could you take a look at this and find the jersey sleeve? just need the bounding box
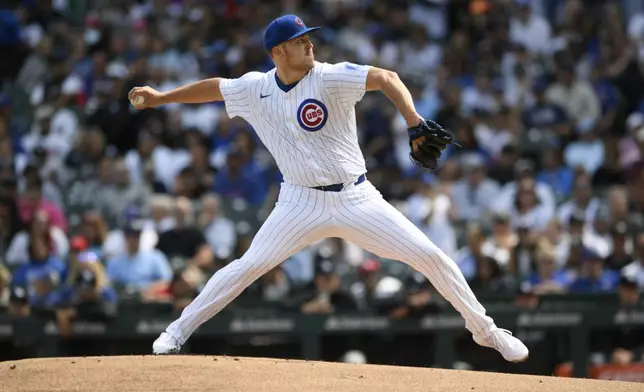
[322,62,371,105]
[219,72,262,120]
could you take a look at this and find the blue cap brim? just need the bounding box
[287,26,321,43]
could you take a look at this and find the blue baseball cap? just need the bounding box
[263,14,320,53]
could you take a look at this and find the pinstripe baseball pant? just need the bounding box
[165,180,495,344]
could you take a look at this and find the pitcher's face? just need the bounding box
[282,35,315,70]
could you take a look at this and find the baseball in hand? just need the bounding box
[132,95,145,105]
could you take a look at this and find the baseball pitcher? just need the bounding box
[129,14,529,363]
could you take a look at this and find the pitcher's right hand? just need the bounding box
[128,86,164,110]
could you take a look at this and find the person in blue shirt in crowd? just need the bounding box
[55,254,119,320]
[0,7,20,46]
[590,61,621,135]
[0,6,28,88]
[213,145,267,207]
[521,78,570,145]
[53,256,119,340]
[106,219,172,295]
[536,148,574,201]
[361,105,396,171]
[72,268,118,306]
[523,243,574,294]
[210,116,250,161]
[12,236,66,288]
[228,128,272,181]
[568,249,620,293]
[25,269,62,310]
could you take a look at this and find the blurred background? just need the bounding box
[0,0,644,381]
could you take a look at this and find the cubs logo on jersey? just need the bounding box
[297,98,328,132]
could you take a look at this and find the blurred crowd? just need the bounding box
[0,0,643,352]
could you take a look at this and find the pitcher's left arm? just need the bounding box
[366,66,456,172]
[365,67,423,128]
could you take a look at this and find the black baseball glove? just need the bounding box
[407,119,456,171]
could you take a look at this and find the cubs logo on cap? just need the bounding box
[297,99,328,132]
[294,17,304,26]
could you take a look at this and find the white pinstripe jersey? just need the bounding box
[219,61,371,187]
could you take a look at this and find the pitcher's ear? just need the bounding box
[273,44,286,57]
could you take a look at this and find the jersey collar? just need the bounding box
[274,72,300,93]
[273,65,316,93]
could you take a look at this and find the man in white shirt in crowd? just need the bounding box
[509,0,552,56]
[451,153,500,224]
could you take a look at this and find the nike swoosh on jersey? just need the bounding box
[260,93,272,99]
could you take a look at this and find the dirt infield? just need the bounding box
[0,355,641,392]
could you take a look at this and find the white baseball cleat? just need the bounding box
[152,332,181,355]
[473,328,529,363]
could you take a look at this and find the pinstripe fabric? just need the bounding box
[218,62,370,188]
[166,184,334,344]
[164,181,496,344]
[329,181,494,338]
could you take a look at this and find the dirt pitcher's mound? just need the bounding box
[0,355,641,392]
